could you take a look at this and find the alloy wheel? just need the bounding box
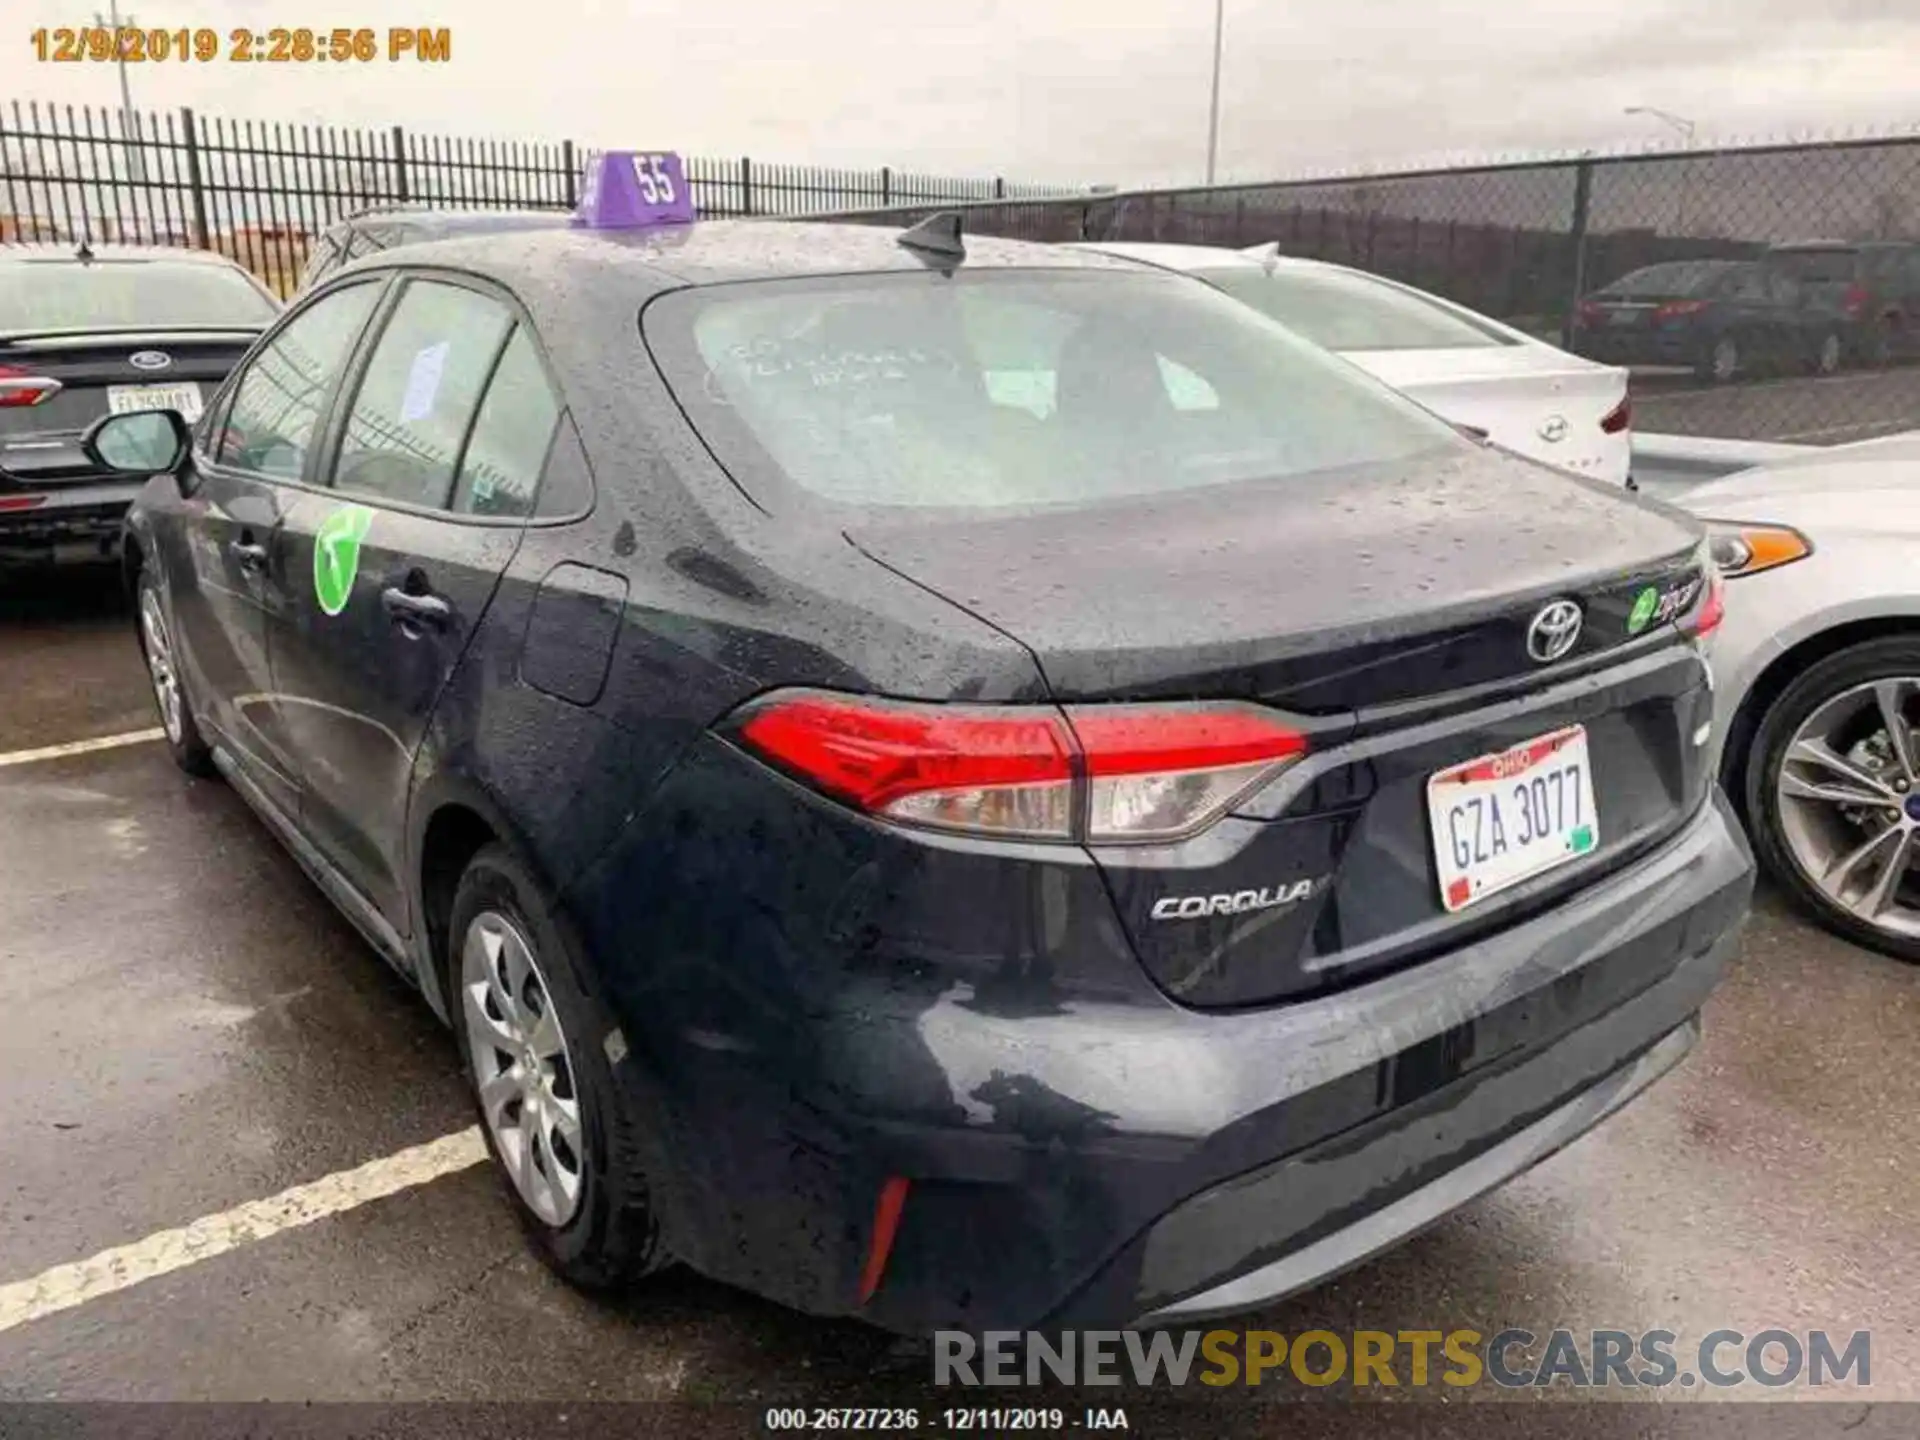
[461,910,586,1227]
[1711,338,1739,383]
[1773,677,1920,941]
[1817,333,1842,374]
[139,588,184,746]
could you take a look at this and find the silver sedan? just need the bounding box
[1671,432,1920,960]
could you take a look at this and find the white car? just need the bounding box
[1073,241,1634,486]
[1658,431,1920,962]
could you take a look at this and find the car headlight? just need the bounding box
[1703,521,1813,578]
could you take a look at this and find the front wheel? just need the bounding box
[1699,336,1740,384]
[1811,331,1842,376]
[1745,637,1920,963]
[448,843,670,1289]
[135,567,215,777]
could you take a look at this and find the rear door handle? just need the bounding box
[381,586,452,629]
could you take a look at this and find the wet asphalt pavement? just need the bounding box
[1,568,1916,1434]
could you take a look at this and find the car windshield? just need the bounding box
[1768,249,1861,285]
[1199,264,1513,351]
[645,269,1461,512]
[1598,262,1732,298]
[0,259,278,332]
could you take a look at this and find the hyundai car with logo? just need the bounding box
[95,155,1752,1334]
[1070,241,1635,486]
[0,242,280,567]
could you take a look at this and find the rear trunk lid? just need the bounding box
[0,329,257,487]
[1342,346,1629,483]
[849,447,1716,1007]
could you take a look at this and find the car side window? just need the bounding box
[328,279,514,511]
[216,280,381,479]
[451,325,562,518]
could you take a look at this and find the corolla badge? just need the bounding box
[1526,599,1584,663]
[1538,414,1570,443]
[128,350,172,371]
[1150,877,1321,921]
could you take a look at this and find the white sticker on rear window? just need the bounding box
[399,341,449,423]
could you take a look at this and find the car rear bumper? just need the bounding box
[595,786,1752,1334]
[1099,973,1704,1327]
[0,481,139,563]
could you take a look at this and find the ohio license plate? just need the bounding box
[1427,725,1599,914]
[107,381,203,421]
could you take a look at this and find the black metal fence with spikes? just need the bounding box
[0,99,1067,297]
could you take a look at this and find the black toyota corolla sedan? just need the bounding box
[93,213,1753,1334]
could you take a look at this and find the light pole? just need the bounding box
[1625,106,1698,235]
[94,0,143,191]
[1204,0,1224,185]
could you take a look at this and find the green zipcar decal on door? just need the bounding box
[314,504,375,617]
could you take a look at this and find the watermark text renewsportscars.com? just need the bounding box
[934,1328,1871,1390]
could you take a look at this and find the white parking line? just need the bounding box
[0,728,166,770]
[0,1127,486,1336]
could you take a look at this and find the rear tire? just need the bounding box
[448,843,670,1289]
[1744,636,1920,964]
[134,566,215,778]
[1699,336,1740,384]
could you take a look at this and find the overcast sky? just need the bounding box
[7,0,1920,188]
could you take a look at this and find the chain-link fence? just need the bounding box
[0,99,1068,296]
[825,138,1920,444]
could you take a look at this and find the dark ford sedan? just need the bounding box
[0,243,277,566]
[102,217,1753,1333]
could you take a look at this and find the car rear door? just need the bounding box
[160,278,387,816]
[266,273,557,928]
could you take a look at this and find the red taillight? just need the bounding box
[1599,395,1632,435]
[1686,567,1726,641]
[1574,301,1603,328]
[1068,705,1308,842]
[1841,283,1870,317]
[1653,299,1708,320]
[0,364,61,408]
[857,1176,911,1305]
[734,690,1308,843]
[735,693,1076,839]
[0,494,47,511]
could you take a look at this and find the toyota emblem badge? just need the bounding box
[1526,599,1583,663]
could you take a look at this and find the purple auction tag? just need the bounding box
[573,151,697,229]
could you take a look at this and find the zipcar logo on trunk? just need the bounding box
[1150,878,1321,921]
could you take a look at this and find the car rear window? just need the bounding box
[1768,249,1860,285]
[1598,262,1732,299]
[644,269,1458,512]
[1198,265,1513,351]
[0,259,278,331]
